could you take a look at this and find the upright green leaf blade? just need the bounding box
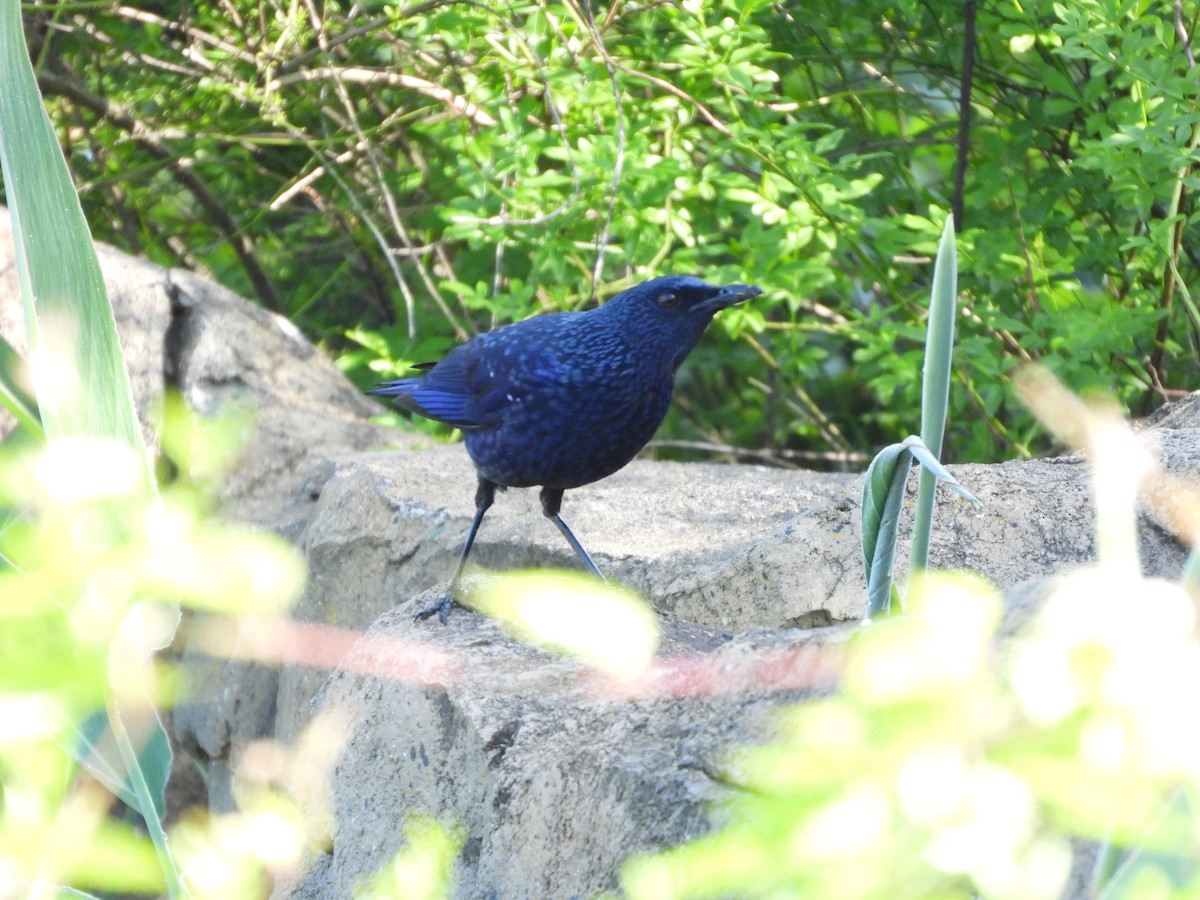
[861,440,915,619]
[73,708,173,821]
[0,331,41,436]
[0,0,146,465]
[0,4,182,894]
[910,215,958,575]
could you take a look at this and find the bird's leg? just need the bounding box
[539,487,606,581]
[415,478,496,623]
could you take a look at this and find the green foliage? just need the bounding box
[0,0,143,456]
[861,218,978,618]
[17,0,1199,464]
[860,435,981,618]
[631,374,1199,899]
[1,0,180,888]
[7,3,1200,895]
[0,11,320,892]
[0,424,309,894]
[623,570,1200,899]
[355,816,463,900]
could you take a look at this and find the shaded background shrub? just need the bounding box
[16,0,1200,465]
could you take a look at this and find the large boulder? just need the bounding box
[280,593,847,898]
[272,421,1198,898]
[0,210,400,811]
[4,213,1197,896]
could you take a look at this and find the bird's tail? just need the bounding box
[366,378,421,400]
[366,376,430,417]
[367,373,480,430]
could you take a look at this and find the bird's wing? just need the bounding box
[368,328,564,430]
[368,348,483,429]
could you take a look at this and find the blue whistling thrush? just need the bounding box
[369,274,762,622]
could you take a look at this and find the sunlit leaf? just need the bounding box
[468,570,659,676]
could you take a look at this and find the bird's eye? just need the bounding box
[657,292,680,308]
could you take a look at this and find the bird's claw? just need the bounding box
[413,592,455,624]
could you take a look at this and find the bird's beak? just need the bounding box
[695,283,763,315]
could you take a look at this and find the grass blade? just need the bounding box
[72,709,173,820]
[910,215,958,575]
[861,440,915,618]
[0,2,183,894]
[0,331,41,437]
[0,0,147,460]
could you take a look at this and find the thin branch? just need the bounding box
[614,64,732,136]
[1176,0,1196,68]
[300,0,468,340]
[646,439,868,469]
[36,70,283,313]
[572,0,626,294]
[269,66,498,127]
[270,147,359,211]
[952,0,977,230]
[111,4,260,66]
[275,0,465,75]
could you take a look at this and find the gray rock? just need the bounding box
[280,587,851,899]
[270,421,1198,896]
[0,213,171,450]
[0,210,400,810]
[159,268,401,807]
[7,211,1199,896]
[163,266,394,536]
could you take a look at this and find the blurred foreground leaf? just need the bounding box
[0,0,145,463]
[624,568,1200,898]
[356,816,463,900]
[861,435,981,618]
[469,570,660,676]
[75,707,172,821]
[2,2,176,890]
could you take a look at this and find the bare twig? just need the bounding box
[646,439,868,468]
[111,4,259,66]
[270,147,359,211]
[270,66,498,127]
[952,0,977,230]
[1176,0,1196,68]
[614,64,732,136]
[571,0,626,294]
[298,0,469,340]
[36,70,283,313]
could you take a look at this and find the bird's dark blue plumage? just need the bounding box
[369,274,761,621]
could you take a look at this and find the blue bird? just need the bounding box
[369,274,762,622]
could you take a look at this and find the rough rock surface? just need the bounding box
[0,210,401,811]
[0,212,172,449]
[273,424,1198,898]
[4,213,1198,897]
[272,430,1197,748]
[280,589,849,899]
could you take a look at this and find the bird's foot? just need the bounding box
[413,592,456,624]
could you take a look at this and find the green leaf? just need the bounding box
[0,3,184,894]
[0,2,148,466]
[861,439,914,620]
[862,435,982,619]
[72,708,173,821]
[0,331,41,438]
[911,214,958,576]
